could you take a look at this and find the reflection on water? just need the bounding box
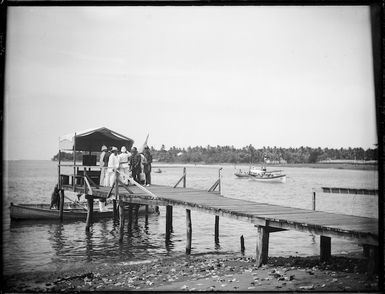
[47,223,64,256]
[3,161,378,275]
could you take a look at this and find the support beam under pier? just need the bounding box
[320,236,331,262]
[256,224,270,267]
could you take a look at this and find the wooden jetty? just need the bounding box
[56,127,378,272]
[60,167,379,271]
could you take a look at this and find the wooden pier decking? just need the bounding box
[56,128,378,271]
[61,174,379,268]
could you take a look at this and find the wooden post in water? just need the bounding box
[85,196,94,231]
[214,215,219,244]
[58,149,61,189]
[73,133,77,191]
[134,204,140,225]
[128,204,133,229]
[59,189,65,221]
[112,199,117,218]
[218,168,222,195]
[145,205,149,226]
[183,167,186,188]
[114,170,119,200]
[215,168,222,244]
[186,209,192,254]
[166,205,173,238]
[320,236,331,261]
[119,201,125,242]
[312,191,316,211]
[256,224,269,266]
[240,235,245,253]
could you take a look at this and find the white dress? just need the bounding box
[118,152,131,184]
[107,154,120,187]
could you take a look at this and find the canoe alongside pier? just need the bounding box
[10,202,153,221]
[10,203,113,221]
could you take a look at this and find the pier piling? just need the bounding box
[312,192,316,210]
[145,205,149,226]
[112,199,117,218]
[166,205,173,237]
[127,204,133,229]
[119,201,125,242]
[214,215,219,244]
[183,167,186,188]
[320,236,331,261]
[134,204,139,225]
[186,209,192,254]
[240,235,245,253]
[114,171,119,199]
[85,196,94,231]
[59,189,65,221]
[256,224,269,267]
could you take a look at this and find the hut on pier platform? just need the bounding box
[58,127,134,188]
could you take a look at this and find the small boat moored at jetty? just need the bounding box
[10,202,111,221]
[10,202,153,221]
[234,166,286,183]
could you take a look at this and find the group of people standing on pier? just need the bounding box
[99,145,152,187]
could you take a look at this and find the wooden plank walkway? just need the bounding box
[117,185,377,243]
[62,182,378,267]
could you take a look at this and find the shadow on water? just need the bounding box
[47,223,65,255]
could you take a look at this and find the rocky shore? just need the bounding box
[3,253,379,292]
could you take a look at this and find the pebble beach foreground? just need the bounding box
[3,252,379,292]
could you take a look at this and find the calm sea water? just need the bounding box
[3,160,378,275]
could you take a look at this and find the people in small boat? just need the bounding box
[118,146,131,185]
[143,146,153,186]
[107,146,120,187]
[129,147,142,183]
[50,184,60,210]
[99,145,108,186]
[102,147,111,186]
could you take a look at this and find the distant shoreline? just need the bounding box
[268,162,378,171]
[152,162,378,171]
[6,160,378,171]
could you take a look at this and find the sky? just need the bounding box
[4,6,377,160]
